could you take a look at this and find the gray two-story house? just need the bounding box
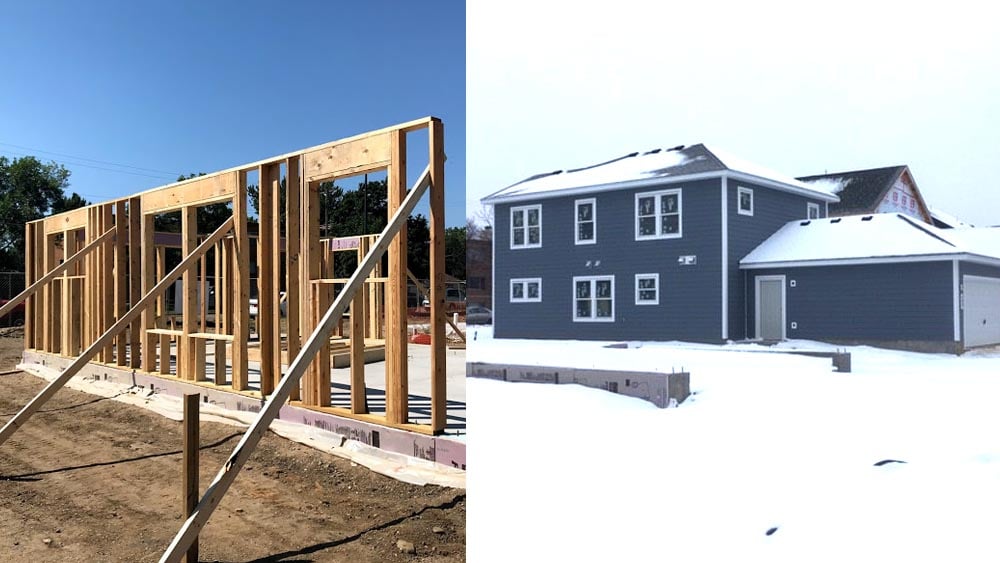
[482,144,839,342]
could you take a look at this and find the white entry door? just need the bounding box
[963,275,1000,348]
[756,275,786,340]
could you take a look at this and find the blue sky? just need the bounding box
[0,1,465,226]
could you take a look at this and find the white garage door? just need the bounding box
[963,276,1000,348]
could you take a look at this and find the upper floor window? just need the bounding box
[510,277,542,302]
[807,202,820,219]
[510,204,542,249]
[635,189,682,240]
[573,275,614,322]
[738,187,754,216]
[575,198,596,245]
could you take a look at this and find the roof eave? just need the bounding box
[482,169,840,205]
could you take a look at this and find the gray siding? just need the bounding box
[747,262,954,342]
[493,178,723,341]
[727,181,828,340]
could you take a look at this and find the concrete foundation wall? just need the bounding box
[467,362,690,408]
[21,350,466,470]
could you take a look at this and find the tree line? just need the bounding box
[0,157,465,281]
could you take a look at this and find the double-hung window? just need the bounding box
[573,275,614,322]
[635,273,659,305]
[510,278,542,302]
[635,189,682,240]
[510,204,542,249]
[575,198,596,245]
[738,187,754,216]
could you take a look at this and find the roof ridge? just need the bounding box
[797,164,907,181]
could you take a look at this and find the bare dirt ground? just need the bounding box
[0,334,465,562]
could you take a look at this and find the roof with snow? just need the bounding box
[930,207,973,229]
[741,213,1000,268]
[482,144,840,204]
[797,165,908,216]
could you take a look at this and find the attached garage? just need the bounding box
[741,213,1000,353]
[962,275,1000,348]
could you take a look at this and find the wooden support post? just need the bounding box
[156,246,171,375]
[158,168,431,563]
[316,281,331,407]
[258,163,280,395]
[350,287,366,414]
[232,171,250,391]
[182,206,198,381]
[33,223,44,348]
[102,204,114,362]
[199,252,207,333]
[115,201,128,366]
[182,392,199,563]
[285,156,301,401]
[42,232,56,353]
[428,118,447,433]
[60,230,72,354]
[24,223,34,349]
[213,241,226,385]
[142,214,157,374]
[385,130,408,424]
[301,180,320,404]
[129,198,142,369]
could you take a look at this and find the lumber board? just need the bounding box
[303,132,391,182]
[285,155,301,401]
[142,172,238,214]
[43,206,88,234]
[129,197,142,368]
[182,393,200,563]
[142,215,157,373]
[258,163,277,396]
[428,119,447,432]
[385,130,408,425]
[182,206,198,381]
[158,167,430,563]
[115,201,128,366]
[231,172,250,391]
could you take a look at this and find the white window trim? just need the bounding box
[807,202,820,219]
[737,186,754,216]
[510,204,542,249]
[510,277,542,303]
[635,273,659,305]
[634,188,682,241]
[573,275,615,322]
[574,198,597,245]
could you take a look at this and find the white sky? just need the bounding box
[467,1,1000,226]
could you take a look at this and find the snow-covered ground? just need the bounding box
[467,327,1000,561]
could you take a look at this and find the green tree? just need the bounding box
[52,192,89,214]
[0,156,73,270]
[445,226,466,279]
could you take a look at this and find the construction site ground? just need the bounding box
[0,332,466,562]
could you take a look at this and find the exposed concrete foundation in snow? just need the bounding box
[466,361,690,408]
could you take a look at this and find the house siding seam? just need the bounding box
[493,178,723,341]
[747,262,954,342]
[727,180,828,340]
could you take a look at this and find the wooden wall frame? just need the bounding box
[8,117,447,440]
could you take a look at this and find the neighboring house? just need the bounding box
[741,214,1000,353]
[797,165,934,224]
[466,236,493,308]
[481,144,838,342]
[930,207,973,229]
